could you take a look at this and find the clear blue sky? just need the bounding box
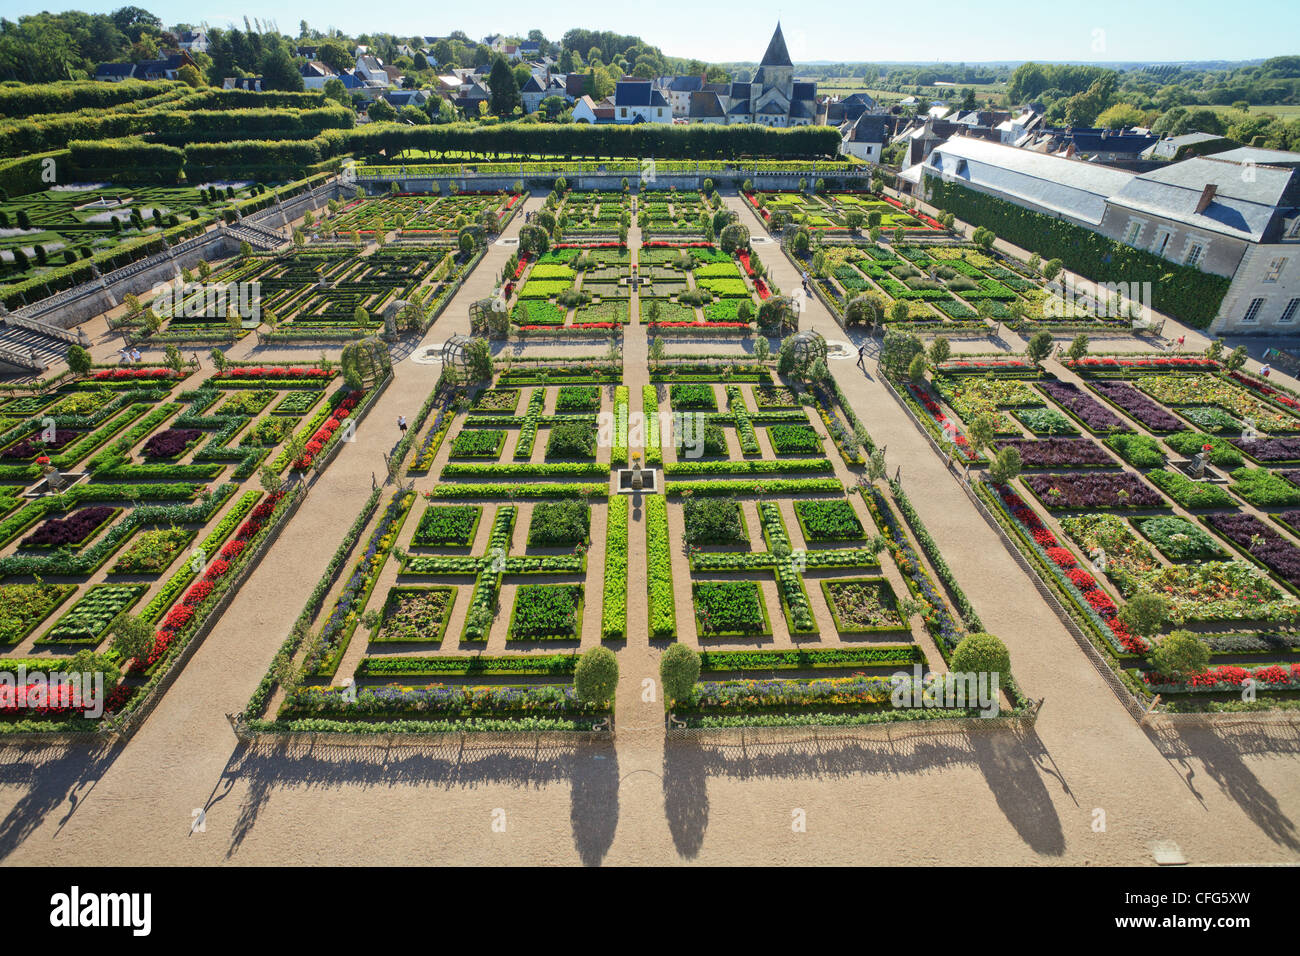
[12,0,1300,63]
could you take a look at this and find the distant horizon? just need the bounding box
[7,0,1299,64]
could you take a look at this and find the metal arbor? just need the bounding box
[790,329,828,367]
[440,334,476,375]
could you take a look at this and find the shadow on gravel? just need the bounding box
[662,726,1066,858]
[1145,721,1300,852]
[0,742,123,862]
[215,736,620,865]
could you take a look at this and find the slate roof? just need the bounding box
[95,62,136,79]
[609,82,667,108]
[300,61,334,78]
[792,82,815,101]
[1210,146,1300,168]
[521,74,546,93]
[728,99,752,115]
[847,113,889,143]
[924,137,1135,225]
[1111,155,1300,241]
[760,23,792,67]
[1067,131,1158,156]
[668,75,705,93]
[688,91,726,118]
[729,81,751,101]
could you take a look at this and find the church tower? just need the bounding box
[751,22,795,124]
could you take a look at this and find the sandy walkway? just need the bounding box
[0,192,1295,867]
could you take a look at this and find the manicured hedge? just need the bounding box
[927,179,1230,328]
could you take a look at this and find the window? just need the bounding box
[1243,297,1266,323]
[1281,298,1300,324]
[1123,220,1143,245]
[1152,231,1171,257]
[1185,243,1204,268]
[1265,258,1288,282]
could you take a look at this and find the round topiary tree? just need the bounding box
[844,294,883,329]
[1148,630,1210,680]
[951,632,1011,681]
[574,645,619,704]
[66,344,92,375]
[660,643,701,706]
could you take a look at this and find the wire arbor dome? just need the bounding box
[789,329,828,367]
[440,334,477,374]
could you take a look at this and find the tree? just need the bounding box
[1066,332,1089,362]
[660,643,700,705]
[109,612,155,664]
[1042,258,1064,282]
[1206,339,1225,363]
[988,446,1022,483]
[649,334,665,367]
[1096,102,1146,129]
[719,223,749,254]
[316,40,351,73]
[1225,346,1248,371]
[369,97,397,122]
[927,336,951,367]
[574,645,618,704]
[908,352,928,383]
[968,414,996,458]
[951,632,1011,681]
[66,344,92,375]
[1148,630,1210,680]
[971,226,995,251]
[1026,331,1054,366]
[1118,592,1169,641]
[177,63,202,87]
[753,336,770,363]
[488,56,521,117]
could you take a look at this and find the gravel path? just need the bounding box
[0,193,1295,867]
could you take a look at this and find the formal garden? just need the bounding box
[884,337,1300,713]
[0,339,393,733]
[241,349,1031,736]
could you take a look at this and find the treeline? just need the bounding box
[68,138,185,183]
[333,122,842,161]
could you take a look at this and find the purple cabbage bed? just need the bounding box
[22,506,116,548]
[1089,381,1183,431]
[1206,511,1300,587]
[1282,471,1300,489]
[141,428,202,460]
[1231,437,1300,462]
[1039,381,1128,432]
[1023,472,1164,509]
[997,437,1114,468]
[0,429,84,460]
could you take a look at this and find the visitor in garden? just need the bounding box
[398,415,408,435]
[1261,363,1271,378]
[130,348,142,363]
[1175,334,1185,352]
[857,344,867,371]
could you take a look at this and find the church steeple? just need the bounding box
[760,22,793,68]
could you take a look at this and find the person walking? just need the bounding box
[1175,334,1185,352]
[856,344,867,372]
[1261,363,1272,378]
[130,348,141,363]
[397,415,408,436]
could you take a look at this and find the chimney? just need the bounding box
[1196,183,1217,214]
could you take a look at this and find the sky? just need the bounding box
[6,0,1299,64]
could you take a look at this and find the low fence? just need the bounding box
[664,707,1038,747]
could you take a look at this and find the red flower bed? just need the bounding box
[649,321,750,329]
[293,392,360,469]
[553,242,624,249]
[1069,356,1219,372]
[512,254,529,281]
[1231,370,1300,412]
[215,366,333,379]
[91,368,176,381]
[996,485,1148,654]
[138,490,287,671]
[907,383,977,461]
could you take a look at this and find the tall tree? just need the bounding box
[488,56,521,117]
